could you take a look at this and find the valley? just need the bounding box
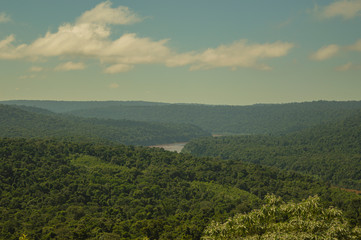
[2,1,361,238]
[1,100,361,239]
[149,142,187,152]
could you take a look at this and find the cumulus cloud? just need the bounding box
[77,1,141,25]
[0,22,170,70]
[167,40,294,70]
[0,1,294,73]
[25,23,110,57]
[316,0,361,19]
[0,12,11,23]
[55,62,86,71]
[310,44,340,61]
[0,35,26,59]
[100,33,171,65]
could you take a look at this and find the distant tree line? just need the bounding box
[4,100,361,135]
[0,104,210,146]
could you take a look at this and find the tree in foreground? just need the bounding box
[202,194,361,240]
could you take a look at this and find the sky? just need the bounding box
[0,0,361,106]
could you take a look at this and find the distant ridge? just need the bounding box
[0,104,210,145]
[1,100,169,113]
[3,100,361,135]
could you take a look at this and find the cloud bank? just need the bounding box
[0,1,294,73]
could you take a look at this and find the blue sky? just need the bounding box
[0,0,361,105]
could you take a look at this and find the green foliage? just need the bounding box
[183,110,361,190]
[202,194,361,239]
[0,104,210,146]
[1,138,360,239]
[19,234,30,240]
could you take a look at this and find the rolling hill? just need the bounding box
[183,110,361,189]
[0,104,210,146]
[3,100,361,135]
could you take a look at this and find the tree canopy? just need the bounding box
[183,110,361,190]
[2,138,361,239]
[202,194,361,240]
[0,104,210,146]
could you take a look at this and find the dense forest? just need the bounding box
[0,104,210,146]
[3,100,361,135]
[1,138,361,239]
[183,110,361,190]
[2,100,361,239]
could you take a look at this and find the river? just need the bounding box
[149,142,187,153]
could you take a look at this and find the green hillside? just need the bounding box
[183,110,361,190]
[1,138,361,239]
[1,100,167,113]
[0,104,210,146]
[3,100,361,135]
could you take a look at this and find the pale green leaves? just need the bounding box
[202,194,361,240]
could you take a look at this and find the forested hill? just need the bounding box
[0,104,210,146]
[1,138,361,239]
[3,100,361,135]
[1,100,167,113]
[183,110,361,190]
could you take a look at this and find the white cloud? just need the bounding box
[25,23,110,57]
[310,44,340,61]
[0,35,26,59]
[316,0,361,19]
[101,33,170,64]
[55,62,86,71]
[77,1,141,25]
[0,12,11,23]
[335,62,361,71]
[0,22,171,71]
[29,66,43,72]
[109,83,119,88]
[310,38,361,62]
[0,1,294,73]
[104,63,134,73]
[167,40,294,70]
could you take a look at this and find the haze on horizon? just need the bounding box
[1,0,361,105]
